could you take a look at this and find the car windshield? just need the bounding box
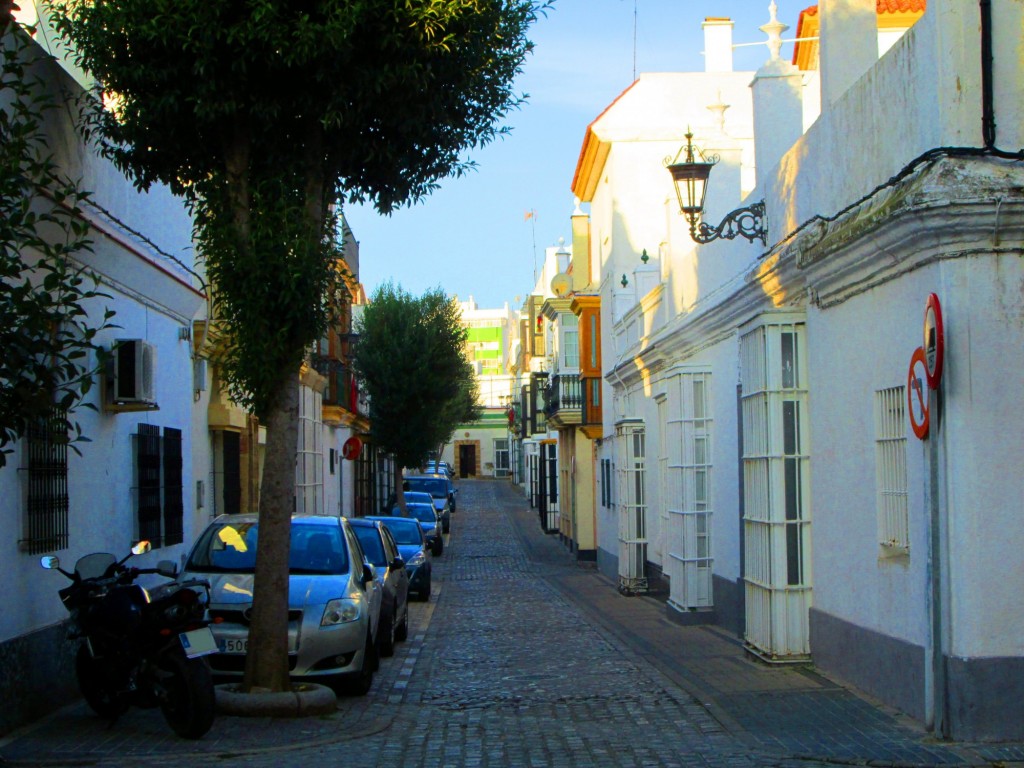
[352,525,387,567]
[186,521,350,575]
[376,519,424,546]
[406,505,436,524]
[403,492,432,505]
[405,478,447,497]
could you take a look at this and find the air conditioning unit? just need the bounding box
[106,339,157,406]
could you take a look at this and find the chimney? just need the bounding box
[703,17,734,73]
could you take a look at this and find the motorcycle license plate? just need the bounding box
[179,627,219,659]
[219,637,248,654]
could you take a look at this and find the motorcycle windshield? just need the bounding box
[75,552,117,580]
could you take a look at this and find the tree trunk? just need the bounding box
[241,373,299,692]
[394,470,408,517]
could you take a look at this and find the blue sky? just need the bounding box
[344,0,800,309]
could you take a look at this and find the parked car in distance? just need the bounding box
[404,486,449,533]
[182,514,381,695]
[390,502,443,556]
[404,473,457,521]
[349,518,409,657]
[425,460,454,479]
[367,516,432,602]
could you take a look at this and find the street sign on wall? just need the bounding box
[907,346,930,440]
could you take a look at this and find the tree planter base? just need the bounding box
[215,683,337,717]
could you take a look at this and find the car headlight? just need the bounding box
[407,551,427,567]
[321,597,362,626]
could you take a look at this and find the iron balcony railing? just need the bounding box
[544,373,583,420]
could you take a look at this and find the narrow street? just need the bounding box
[2,480,1022,768]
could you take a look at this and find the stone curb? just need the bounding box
[214,683,337,717]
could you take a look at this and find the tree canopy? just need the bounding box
[45,0,545,693]
[353,283,479,474]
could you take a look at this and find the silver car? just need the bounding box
[182,514,382,695]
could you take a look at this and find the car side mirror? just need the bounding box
[362,563,375,585]
[156,560,178,578]
[392,557,405,570]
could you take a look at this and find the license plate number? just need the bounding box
[179,627,219,658]
[219,637,248,654]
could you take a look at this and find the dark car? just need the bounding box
[367,516,432,602]
[390,502,443,556]
[349,518,410,657]
[404,474,456,525]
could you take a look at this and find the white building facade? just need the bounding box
[571,1,1024,741]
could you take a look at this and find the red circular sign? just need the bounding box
[907,347,930,440]
[923,293,944,390]
[342,436,362,461]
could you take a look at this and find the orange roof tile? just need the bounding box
[798,0,926,17]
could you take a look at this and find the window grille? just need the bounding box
[296,385,324,515]
[616,421,647,593]
[21,407,69,554]
[133,424,184,547]
[665,371,714,610]
[875,386,909,552]
[740,321,811,660]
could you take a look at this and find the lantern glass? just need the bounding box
[665,132,716,222]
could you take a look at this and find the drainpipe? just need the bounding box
[979,0,995,148]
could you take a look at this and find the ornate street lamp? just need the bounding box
[665,131,767,245]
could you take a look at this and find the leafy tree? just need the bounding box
[0,13,115,469]
[352,283,475,511]
[46,0,545,693]
[431,364,484,464]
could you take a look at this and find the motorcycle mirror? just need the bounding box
[132,541,152,556]
[40,556,60,570]
[156,560,178,578]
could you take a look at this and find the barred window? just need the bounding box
[875,386,909,553]
[134,424,184,547]
[21,407,69,554]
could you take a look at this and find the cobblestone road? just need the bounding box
[3,479,1022,768]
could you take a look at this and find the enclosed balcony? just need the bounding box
[311,355,367,426]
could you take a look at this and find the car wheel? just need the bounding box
[395,603,409,642]
[338,630,375,696]
[417,578,431,602]
[432,538,443,557]
[443,521,450,533]
[378,602,396,658]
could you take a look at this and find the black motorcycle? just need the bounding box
[41,541,217,739]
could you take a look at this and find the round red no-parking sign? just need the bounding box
[342,436,362,461]
[907,347,930,440]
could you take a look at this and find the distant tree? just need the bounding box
[431,366,484,464]
[352,284,472,511]
[47,0,545,693]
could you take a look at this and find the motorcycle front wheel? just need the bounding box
[156,652,215,739]
[76,645,129,719]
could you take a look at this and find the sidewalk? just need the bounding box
[498,479,1024,768]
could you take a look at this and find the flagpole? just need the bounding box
[525,209,538,287]
[531,211,537,287]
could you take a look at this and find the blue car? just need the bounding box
[390,502,443,556]
[366,516,433,602]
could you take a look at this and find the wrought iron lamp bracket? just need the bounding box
[689,201,767,245]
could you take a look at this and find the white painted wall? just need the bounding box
[1,44,206,646]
